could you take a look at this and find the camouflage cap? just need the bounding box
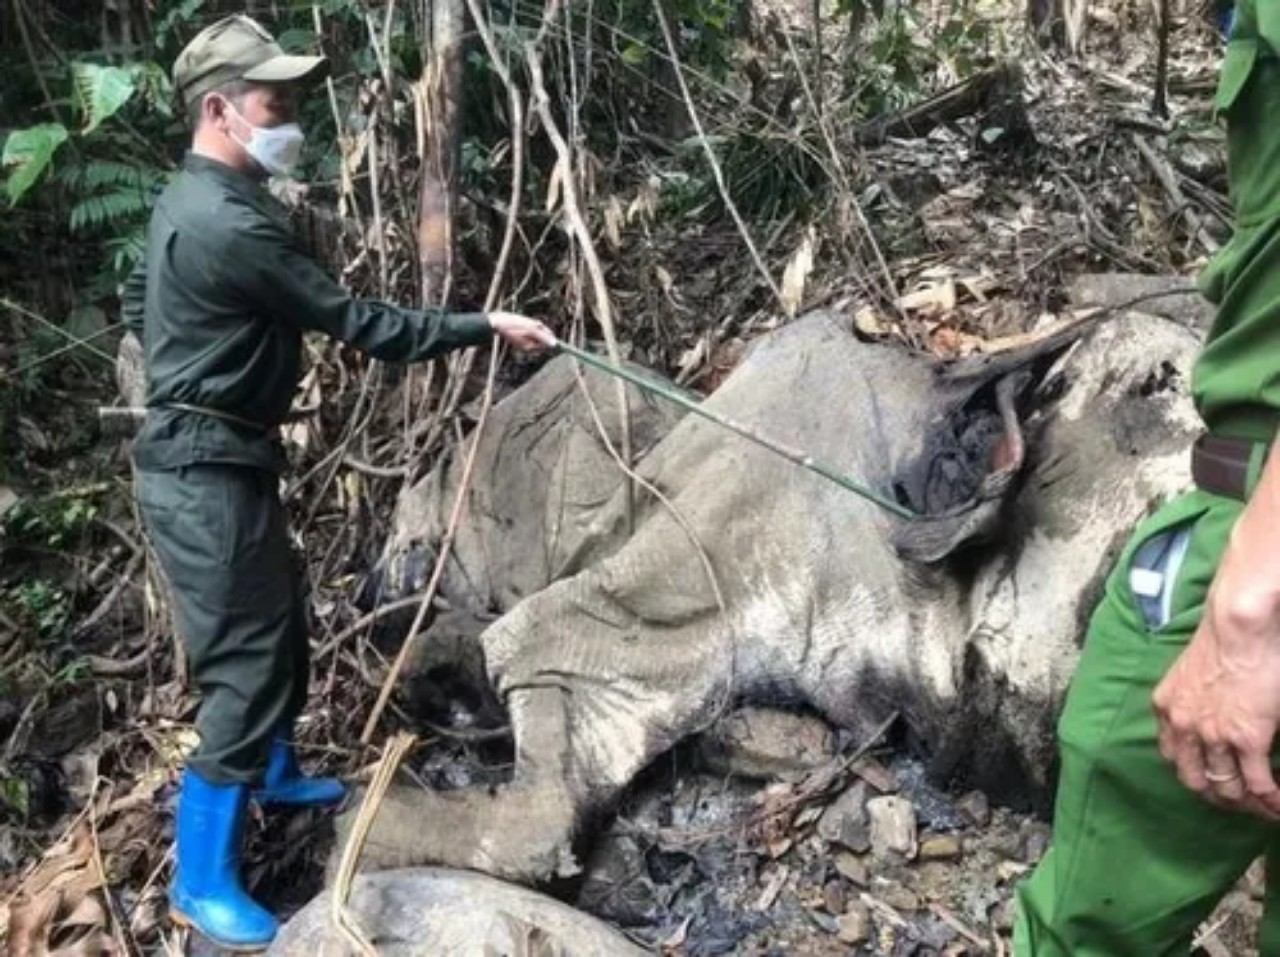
[173,15,328,110]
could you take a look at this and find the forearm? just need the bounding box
[1211,441,1280,632]
[326,300,493,362]
[226,226,495,362]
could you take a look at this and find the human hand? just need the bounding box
[1153,571,1280,819]
[488,311,557,352]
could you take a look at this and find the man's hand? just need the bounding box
[488,311,556,352]
[1153,590,1280,818]
[1153,453,1280,819]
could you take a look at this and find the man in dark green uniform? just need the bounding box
[121,14,552,951]
[1015,2,1280,952]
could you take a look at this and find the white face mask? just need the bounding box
[225,102,305,178]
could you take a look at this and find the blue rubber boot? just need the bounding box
[253,736,347,808]
[170,770,278,952]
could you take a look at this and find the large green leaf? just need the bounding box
[2,124,70,205]
[73,62,137,135]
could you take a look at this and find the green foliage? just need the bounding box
[5,493,100,549]
[72,63,138,135]
[707,128,829,220]
[0,775,30,821]
[7,579,71,639]
[844,3,1002,117]
[2,124,70,205]
[154,0,209,52]
[59,160,167,233]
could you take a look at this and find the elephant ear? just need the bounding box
[889,373,1028,564]
[888,321,1090,564]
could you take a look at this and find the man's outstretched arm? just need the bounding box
[220,215,552,359]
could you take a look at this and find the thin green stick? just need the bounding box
[554,340,917,520]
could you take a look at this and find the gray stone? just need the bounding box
[868,795,918,860]
[993,896,1017,932]
[1021,821,1051,864]
[838,903,872,944]
[919,835,963,862]
[956,790,990,827]
[834,851,870,887]
[877,880,920,913]
[698,707,837,780]
[823,880,848,915]
[817,780,871,853]
[577,834,660,925]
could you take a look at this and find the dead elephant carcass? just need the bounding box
[341,309,1202,884]
[269,868,647,956]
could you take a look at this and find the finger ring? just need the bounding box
[1205,769,1241,784]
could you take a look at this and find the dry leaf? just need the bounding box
[853,306,889,339]
[2,824,111,957]
[50,933,118,957]
[780,228,816,318]
[754,865,790,911]
[545,159,565,215]
[603,196,625,251]
[660,916,692,951]
[898,279,957,314]
[674,337,709,386]
[654,265,680,307]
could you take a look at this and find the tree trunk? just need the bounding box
[419,0,466,306]
[1027,0,1087,52]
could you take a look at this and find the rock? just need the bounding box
[993,896,1017,932]
[851,757,898,793]
[808,910,840,935]
[1068,272,1215,332]
[990,828,1024,861]
[1171,141,1225,183]
[997,860,1029,884]
[956,790,990,828]
[867,795,918,859]
[817,781,871,853]
[838,903,872,944]
[919,835,963,862]
[1021,821,1051,864]
[877,880,920,913]
[25,690,101,760]
[697,707,836,780]
[578,834,660,924]
[823,880,847,915]
[834,851,870,887]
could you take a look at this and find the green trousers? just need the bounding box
[137,465,308,785]
[1014,486,1280,954]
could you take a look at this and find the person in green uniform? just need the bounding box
[1014,2,1280,953]
[120,14,553,951]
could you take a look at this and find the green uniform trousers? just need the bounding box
[1014,481,1280,954]
[137,465,308,785]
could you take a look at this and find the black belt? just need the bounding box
[1190,434,1261,501]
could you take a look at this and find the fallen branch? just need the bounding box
[855,64,1022,146]
[521,27,635,530]
[359,0,529,743]
[72,552,144,644]
[330,732,416,955]
[650,0,783,306]
[1132,133,1219,255]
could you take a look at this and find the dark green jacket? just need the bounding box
[122,153,492,473]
